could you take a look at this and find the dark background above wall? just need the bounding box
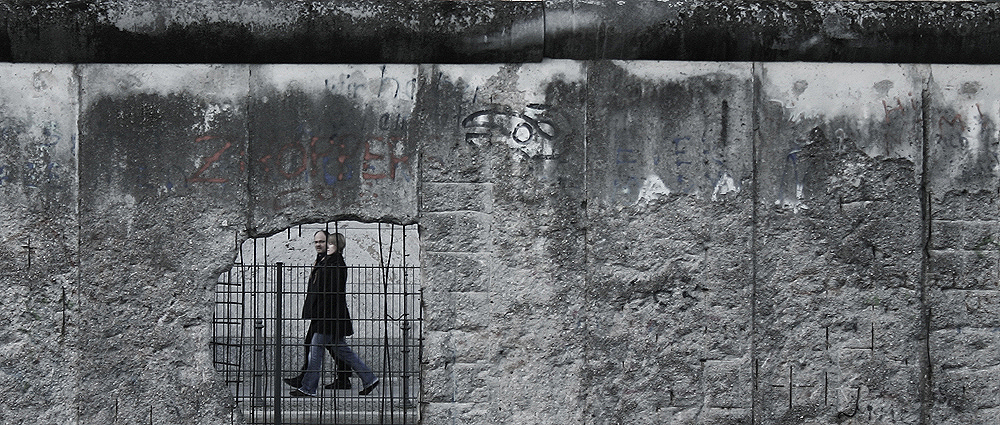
[4,0,1000,64]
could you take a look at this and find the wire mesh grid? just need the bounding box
[213,224,422,425]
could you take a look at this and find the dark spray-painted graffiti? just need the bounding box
[109,129,412,204]
[462,104,560,159]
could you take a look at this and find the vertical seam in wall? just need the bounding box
[72,62,82,425]
[540,0,547,59]
[245,65,254,233]
[749,61,760,425]
[581,60,589,424]
[919,69,933,425]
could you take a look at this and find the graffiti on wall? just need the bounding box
[324,68,418,101]
[104,124,412,208]
[0,120,72,190]
[462,103,560,159]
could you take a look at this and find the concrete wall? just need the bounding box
[1,61,998,424]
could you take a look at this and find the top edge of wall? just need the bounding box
[3,0,1000,64]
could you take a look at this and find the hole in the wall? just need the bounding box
[212,221,421,424]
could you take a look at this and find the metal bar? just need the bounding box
[252,319,265,408]
[401,224,412,414]
[273,262,283,425]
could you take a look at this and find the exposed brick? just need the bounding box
[420,211,492,253]
[704,359,751,408]
[929,250,1000,291]
[422,252,492,292]
[421,182,494,213]
[934,366,1000,410]
[930,290,1000,330]
[449,330,497,362]
[931,328,1000,370]
[453,363,493,403]
[423,291,456,332]
[423,364,456,402]
[931,220,1000,251]
[453,291,492,331]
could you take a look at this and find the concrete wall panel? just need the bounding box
[584,61,755,424]
[926,65,1000,424]
[416,60,588,423]
[0,64,78,424]
[755,62,925,423]
[77,64,248,424]
[8,60,1000,424]
[248,65,418,233]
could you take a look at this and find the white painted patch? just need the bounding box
[634,174,670,204]
[711,172,739,201]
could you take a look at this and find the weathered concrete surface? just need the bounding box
[755,63,927,423]
[248,65,419,234]
[9,1,1000,63]
[926,65,1000,425]
[77,64,249,424]
[0,64,78,424]
[4,0,543,64]
[416,61,590,423]
[545,1,1000,63]
[7,60,1000,425]
[585,61,755,424]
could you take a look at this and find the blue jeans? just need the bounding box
[299,332,377,395]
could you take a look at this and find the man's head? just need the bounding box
[327,233,346,255]
[313,230,330,254]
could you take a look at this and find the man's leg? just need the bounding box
[283,326,315,388]
[291,332,332,397]
[325,353,353,389]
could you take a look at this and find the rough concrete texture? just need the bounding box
[7,1,1000,64]
[925,65,1000,425]
[416,61,589,423]
[77,64,249,424]
[584,61,755,424]
[248,65,418,234]
[755,63,926,424]
[4,60,1000,425]
[0,64,78,424]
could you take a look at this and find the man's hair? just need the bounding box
[315,229,330,238]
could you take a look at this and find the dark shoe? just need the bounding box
[283,376,302,388]
[325,379,352,390]
[359,378,379,396]
[290,389,316,397]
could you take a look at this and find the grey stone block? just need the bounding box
[421,182,494,213]
[931,328,1000,370]
[452,363,493,403]
[422,252,492,292]
[930,290,1000,330]
[420,211,492,253]
[929,250,1000,291]
[932,220,1000,251]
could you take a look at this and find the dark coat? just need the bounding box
[301,252,353,338]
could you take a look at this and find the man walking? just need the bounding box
[290,231,379,397]
[283,230,352,390]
